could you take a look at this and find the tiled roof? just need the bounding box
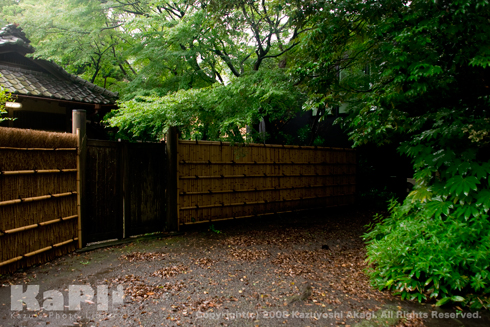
[0,24,118,105]
[0,64,118,104]
[0,25,34,54]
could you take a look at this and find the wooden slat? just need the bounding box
[178,140,354,151]
[1,169,77,175]
[0,256,23,267]
[21,238,78,258]
[2,215,79,234]
[0,191,77,206]
[4,223,39,234]
[53,238,78,248]
[179,160,355,165]
[179,194,351,210]
[180,173,355,179]
[180,205,341,225]
[24,246,53,257]
[179,183,354,196]
[0,147,77,151]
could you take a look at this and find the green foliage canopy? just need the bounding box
[105,0,307,140]
[4,0,139,88]
[107,69,304,141]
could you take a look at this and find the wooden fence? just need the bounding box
[175,139,356,225]
[83,140,166,246]
[0,126,356,273]
[0,127,79,274]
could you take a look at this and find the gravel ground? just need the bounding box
[0,207,489,327]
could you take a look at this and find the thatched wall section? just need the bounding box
[0,127,78,274]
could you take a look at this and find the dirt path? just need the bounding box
[1,208,488,327]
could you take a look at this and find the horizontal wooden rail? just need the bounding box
[179,160,355,166]
[1,215,78,235]
[178,140,354,151]
[0,191,77,207]
[1,169,77,176]
[0,146,77,151]
[179,194,354,211]
[24,246,53,257]
[180,205,341,225]
[0,238,78,267]
[0,256,23,267]
[180,183,354,196]
[180,173,355,180]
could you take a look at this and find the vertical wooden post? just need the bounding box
[72,109,86,136]
[121,141,130,239]
[74,109,87,248]
[76,128,86,248]
[353,150,358,205]
[166,127,179,231]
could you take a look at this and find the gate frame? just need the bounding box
[81,139,166,246]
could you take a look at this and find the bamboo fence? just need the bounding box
[177,140,356,225]
[0,127,79,273]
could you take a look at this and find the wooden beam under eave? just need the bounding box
[14,94,117,109]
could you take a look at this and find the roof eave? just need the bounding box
[13,94,118,108]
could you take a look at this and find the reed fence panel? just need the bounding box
[177,140,356,225]
[0,127,78,273]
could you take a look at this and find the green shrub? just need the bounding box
[364,192,490,309]
[0,84,13,123]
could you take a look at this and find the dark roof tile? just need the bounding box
[0,25,34,54]
[0,25,118,105]
[0,63,118,104]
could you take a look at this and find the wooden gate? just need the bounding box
[84,140,123,244]
[125,143,166,237]
[83,140,165,245]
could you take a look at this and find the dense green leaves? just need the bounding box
[340,0,490,310]
[2,1,311,142]
[0,84,13,122]
[103,0,312,141]
[107,69,304,141]
[364,198,490,310]
[6,0,136,87]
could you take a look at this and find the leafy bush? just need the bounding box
[362,108,490,309]
[364,173,490,310]
[0,84,13,123]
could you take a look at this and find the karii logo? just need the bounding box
[11,285,124,311]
